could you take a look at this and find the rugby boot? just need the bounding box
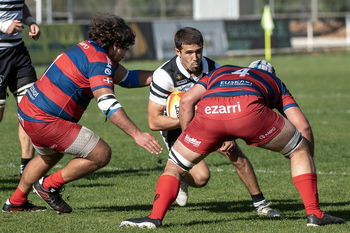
[2,199,47,212]
[120,216,162,228]
[33,176,72,213]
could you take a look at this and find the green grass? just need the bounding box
[0,52,349,232]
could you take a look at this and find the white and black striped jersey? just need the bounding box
[149,55,220,106]
[0,0,24,49]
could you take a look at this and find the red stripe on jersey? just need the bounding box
[78,42,115,66]
[37,75,86,120]
[55,53,90,89]
[89,75,114,91]
[20,95,58,122]
[77,42,99,63]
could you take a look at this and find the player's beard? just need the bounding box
[188,60,201,74]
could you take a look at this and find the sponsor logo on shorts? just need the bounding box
[259,127,276,140]
[50,144,58,150]
[184,134,201,147]
[0,75,3,86]
[205,102,241,114]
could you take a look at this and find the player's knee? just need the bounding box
[191,171,210,187]
[95,144,111,168]
[196,175,210,187]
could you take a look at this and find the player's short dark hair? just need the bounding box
[174,27,203,50]
[88,13,135,49]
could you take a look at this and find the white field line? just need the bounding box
[2,164,349,176]
[293,93,350,99]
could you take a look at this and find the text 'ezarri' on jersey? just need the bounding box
[18,40,117,123]
[196,65,298,113]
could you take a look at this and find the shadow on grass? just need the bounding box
[82,166,165,180]
[0,166,164,190]
[81,200,350,228]
[0,176,21,191]
[81,199,349,221]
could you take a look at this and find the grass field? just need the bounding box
[0,52,349,232]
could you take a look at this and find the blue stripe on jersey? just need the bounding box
[91,85,113,92]
[18,107,49,123]
[45,63,92,109]
[208,78,266,101]
[65,42,115,91]
[64,45,90,77]
[196,81,207,89]
[203,67,268,103]
[202,90,261,100]
[28,83,79,122]
[207,69,233,86]
[248,72,276,107]
[283,103,298,112]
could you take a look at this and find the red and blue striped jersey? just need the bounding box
[18,40,116,123]
[196,65,298,113]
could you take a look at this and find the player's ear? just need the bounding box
[175,48,181,57]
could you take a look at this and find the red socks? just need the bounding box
[9,187,28,205]
[148,175,180,221]
[43,169,67,190]
[292,173,323,218]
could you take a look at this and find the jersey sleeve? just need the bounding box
[276,80,298,113]
[88,53,115,93]
[196,74,210,90]
[149,68,174,106]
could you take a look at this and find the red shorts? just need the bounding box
[19,116,82,152]
[178,95,285,154]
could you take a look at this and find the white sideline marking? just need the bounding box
[100,166,350,176]
[2,164,349,176]
[210,168,350,176]
[294,93,350,99]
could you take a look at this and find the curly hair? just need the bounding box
[174,27,203,50]
[88,13,135,49]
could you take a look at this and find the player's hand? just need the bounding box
[217,140,235,156]
[5,20,23,35]
[134,132,163,154]
[29,24,40,40]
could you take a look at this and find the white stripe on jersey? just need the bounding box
[0,0,24,49]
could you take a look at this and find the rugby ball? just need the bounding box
[166,91,184,118]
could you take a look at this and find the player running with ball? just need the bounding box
[145,27,279,216]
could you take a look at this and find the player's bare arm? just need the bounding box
[113,63,153,88]
[93,88,162,154]
[148,99,180,131]
[284,106,314,156]
[179,84,205,130]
